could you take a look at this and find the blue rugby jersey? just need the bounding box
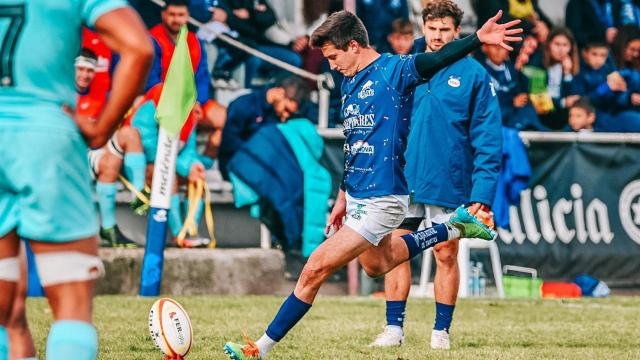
[340,53,421,198]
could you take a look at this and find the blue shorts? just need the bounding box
[0,114,98,242]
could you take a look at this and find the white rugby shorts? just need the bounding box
[344,192,409,246]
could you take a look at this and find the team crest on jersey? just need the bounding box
[358,80,375,99]
[447,76,461,88]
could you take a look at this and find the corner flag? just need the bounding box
[140,26,196,296]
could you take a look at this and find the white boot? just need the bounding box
[430,329,450,349]
[368,325,404,347]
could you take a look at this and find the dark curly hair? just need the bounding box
[421,0,464,28]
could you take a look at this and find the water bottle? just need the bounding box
[469,262,480,297]
[468,261,476,296]
[478,262,486,297]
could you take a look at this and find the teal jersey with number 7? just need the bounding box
[0,0,126,124]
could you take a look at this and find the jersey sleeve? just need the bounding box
[381,54,421,94]
[82,0,130,28]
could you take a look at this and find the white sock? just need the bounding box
[445,223,461,240]
[386,324,404,337]
[256,333,277,358]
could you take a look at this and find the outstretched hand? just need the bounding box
[476,10,523,51]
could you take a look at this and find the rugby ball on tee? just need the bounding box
[149,298,193,358]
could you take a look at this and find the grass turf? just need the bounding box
[23,295,640,359]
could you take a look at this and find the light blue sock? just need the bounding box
[46,320,97,360]
[0,325,8,360]
[96,182,117,229]
[123,152,146,191]
[169,194,183,237]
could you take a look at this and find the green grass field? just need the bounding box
[23,295,640,359]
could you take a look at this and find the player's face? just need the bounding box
[162,5,189,34]
[387,33,414,55]
[583,47,609,70]
[75,66,95,90]
[423,17,460,52]
[548,34,571,62]
[321,42,360,77]
[568,107,594,131]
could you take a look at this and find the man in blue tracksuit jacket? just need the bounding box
[369,1,502,350]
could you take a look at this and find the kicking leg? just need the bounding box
[225,226,372,359]
[359,206,494,278]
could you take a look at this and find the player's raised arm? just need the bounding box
[78,7,154,148]
[415,10,522,79]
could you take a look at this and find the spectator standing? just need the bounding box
[378,18,416,55]
[566,0,617,49]
[613,0,640,27]
[356,0,409,50]
[474,0,551,41]
[147,0,210,108]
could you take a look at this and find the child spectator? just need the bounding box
[573,41,622,111]
[567,97,599,131]
[378,18,415,55]
[481,43,546,130]
[527,28,581,130]
[612,25,640,70]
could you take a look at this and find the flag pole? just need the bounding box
[140,25,196,296]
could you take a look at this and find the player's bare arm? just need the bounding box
[76,8,154,149]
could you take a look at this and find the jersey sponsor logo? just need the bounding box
[344,140,375,155]
[358,80,375,99]
[343,113,375,130]
[447,76,461,88]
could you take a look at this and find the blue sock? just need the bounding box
[96,182,117,229]
[265,293,312,342]
[46,320,98,360]
[0,325,8,360]
[386,301,406,328]
[434,302,455,332]
[169,194,183,237]
[123,152,146,191]
[401,223,450,260]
